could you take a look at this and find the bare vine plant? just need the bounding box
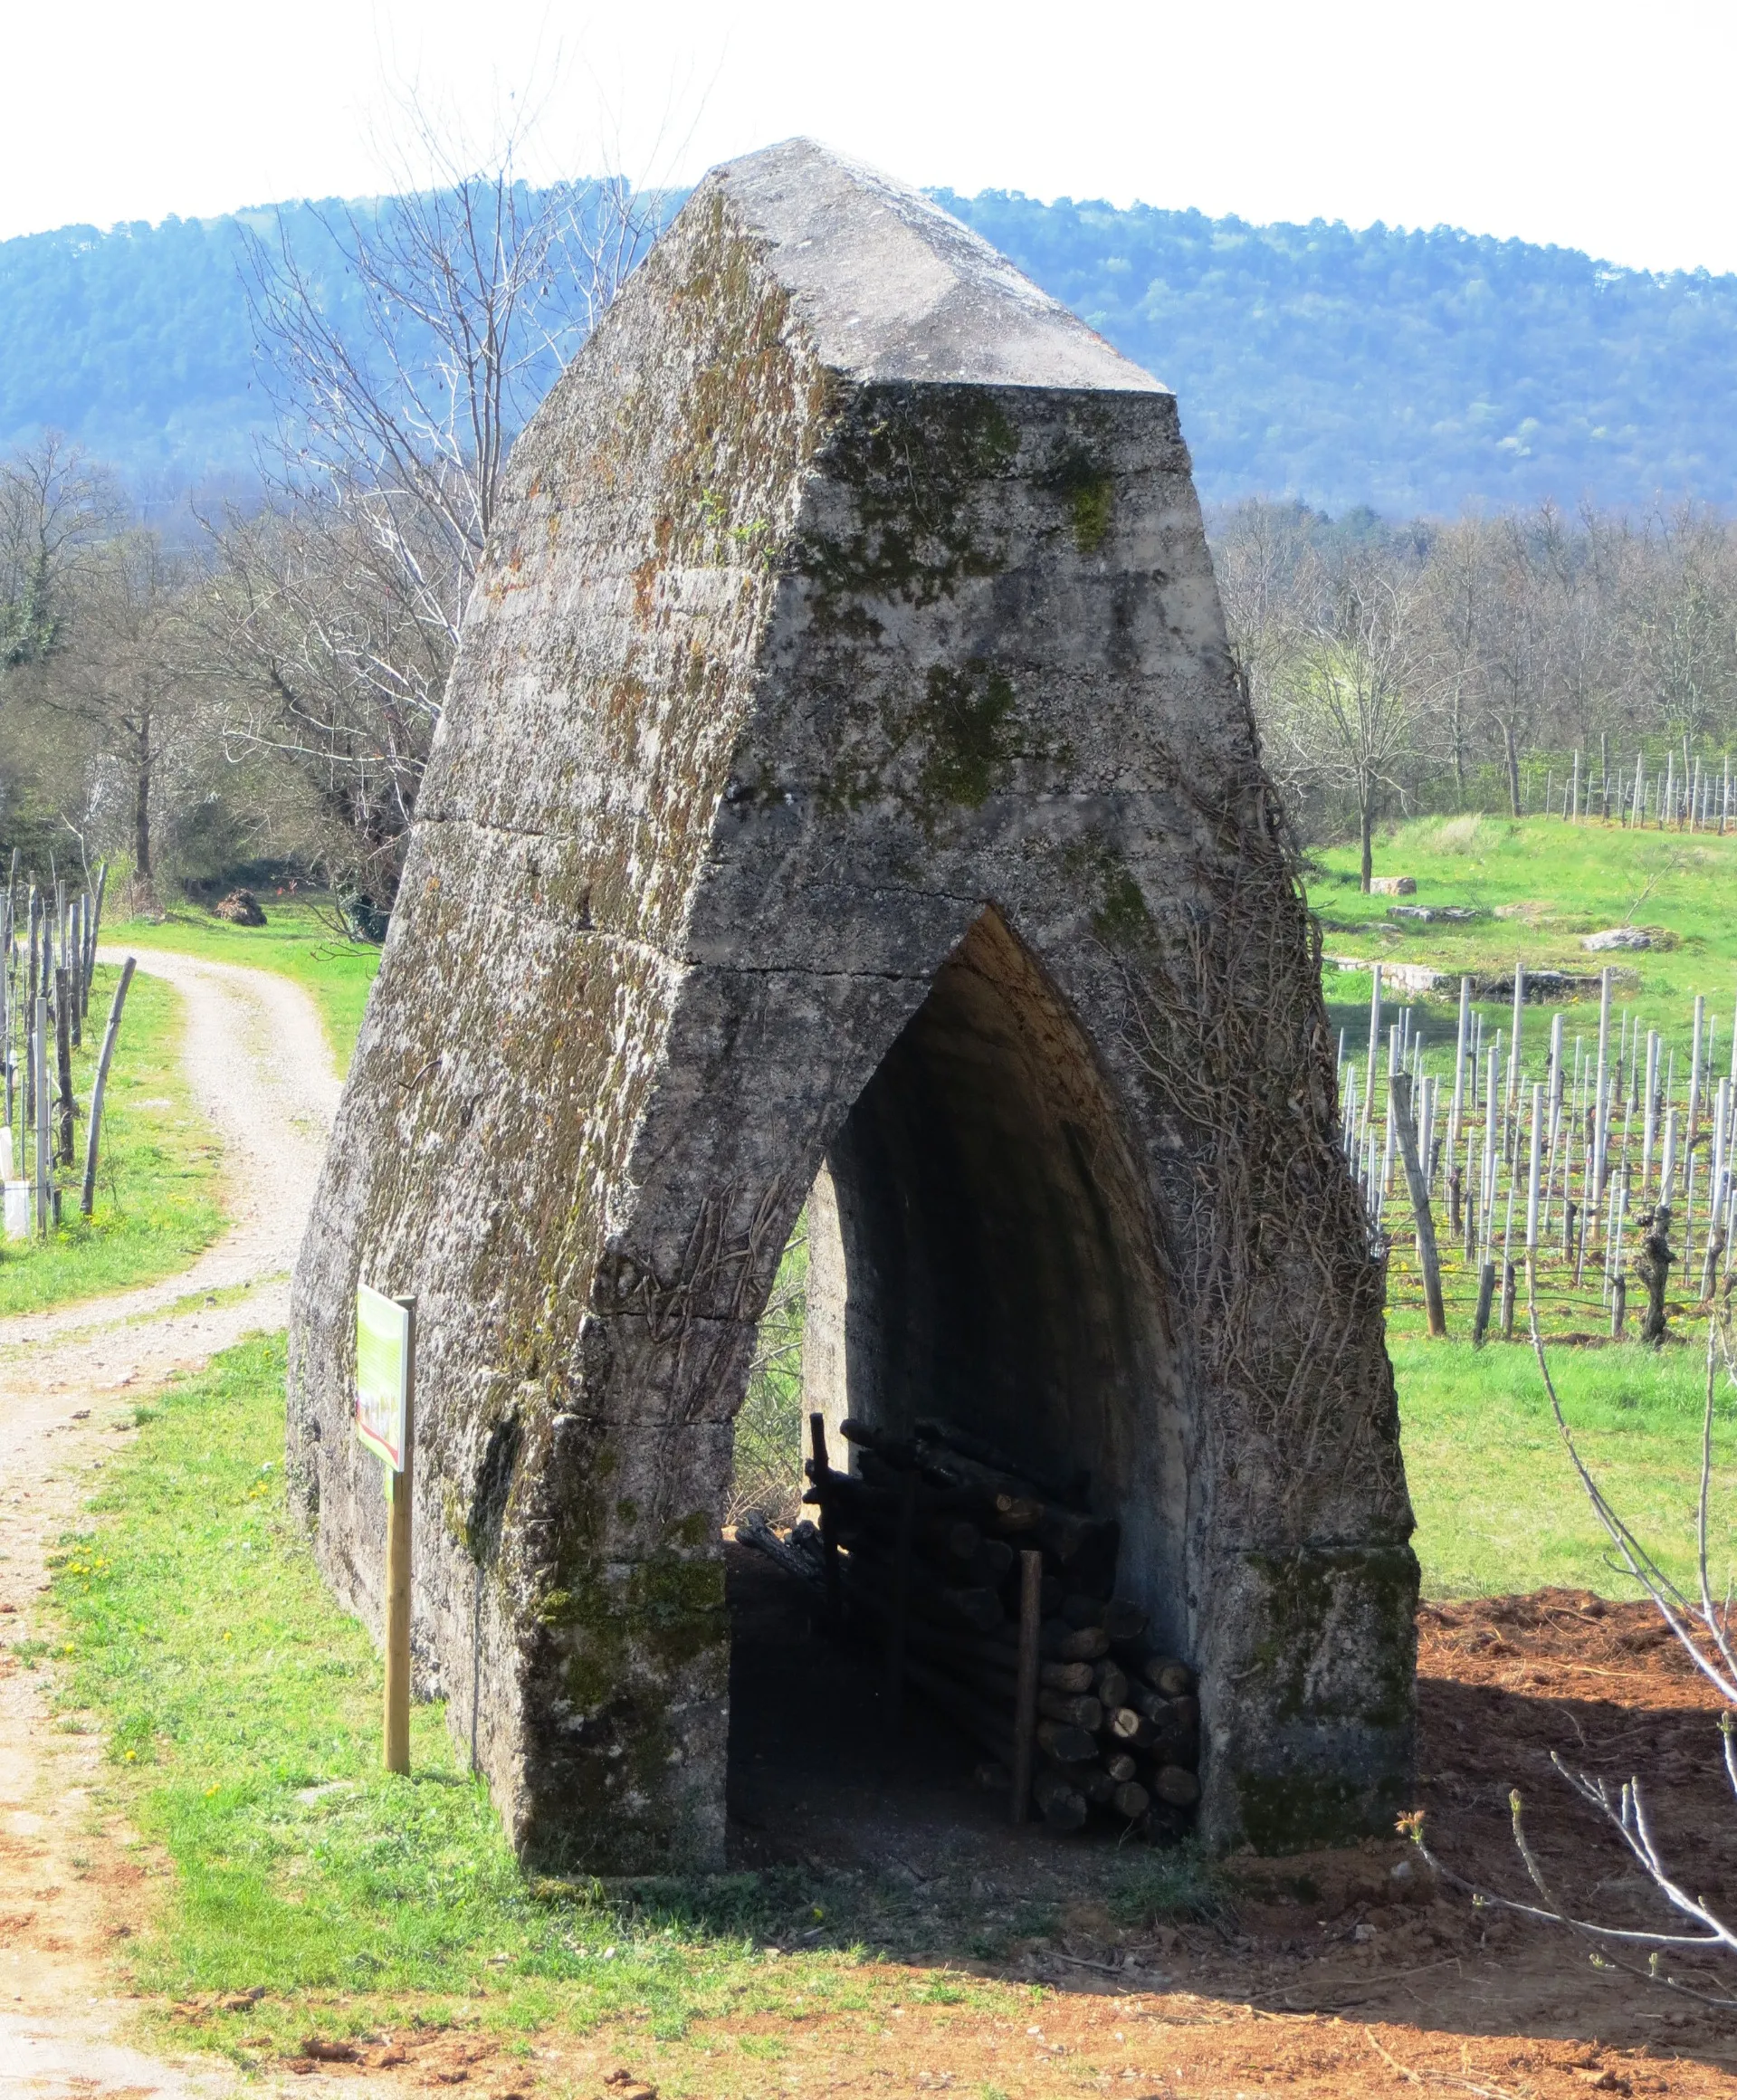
[1411,1266,1737,2010]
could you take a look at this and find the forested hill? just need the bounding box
[7,186,1737,515]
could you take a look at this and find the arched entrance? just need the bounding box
[804,908,1185,1642]
[725,911,1190,1855]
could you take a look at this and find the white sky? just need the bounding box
[3,0,1732,273]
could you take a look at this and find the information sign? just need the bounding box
[355,1284,412,1470]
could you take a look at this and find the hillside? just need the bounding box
[6,186,1737,513]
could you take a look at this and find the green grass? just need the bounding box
[109,897,382,1070]
[1314,811,1737,1067]
[1398,1331,1737,1599]
[43,1339,997,2060]
[0,963,223,1317]
[1307,810,1737,1594]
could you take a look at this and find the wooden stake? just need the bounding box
[81,959,135,1217]
[384,1298,416,1776]
[1010,1548,1043,1827]
[1473,1260,1495,1347]
[1390,1074,1446,1336]
[53,968,73,1168]
[33,996,48,1237]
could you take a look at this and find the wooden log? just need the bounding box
[913,1417,1089,1508]
[1038,1692,1102,1731]
[898,1652,1014,1767]
[1112,1780,1150,1819]
[844,1589,1081,1695]
[842,1546,1004,1636]
[1075,1763,1116,1806]
[1011,1547,1041,1829]
[1025,1660,1085,1693]
[969,1537,1016,1583]
[1150,1764,1201,1809]
[1108,1706,1160,1750]
[1093,1662,1129,1710]
[1031,1769,1087,1831]
[1138,1654,1194,1697]
[930,1516,982,1562]
[922,1638,1092,1703]
[1040,1619,1110,1661]
[993,1494,1043,1532]
[1104,1751,1137,1784]
[1061,1595,1147,1643]
[1129,1691,1198,1767]
[1102,1599,1147,1644]
[735,1512,824,1589]
[1036,1719,1097,1764]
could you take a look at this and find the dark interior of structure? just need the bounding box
[726,912,1195,1861]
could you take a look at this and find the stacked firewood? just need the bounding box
[797,1413,1199,1839]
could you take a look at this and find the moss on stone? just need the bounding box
[1045,444,1116,554]
[914,663,1018,809]
[796,384,1017,616]
[1234,1768,1412,1854]
[1062,831,1156,945]
[1239,1543,1418,1731]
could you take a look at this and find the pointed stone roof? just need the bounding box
[709,137,1169,394]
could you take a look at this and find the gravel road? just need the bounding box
[0,950,343,2099]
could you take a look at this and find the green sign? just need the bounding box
[355,1284,412,1470]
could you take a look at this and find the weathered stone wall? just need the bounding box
[288,139,1416,1872]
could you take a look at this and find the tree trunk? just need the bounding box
[132,716,153,878]
[1360,798,1374,892]
[1451,687,1467,807]
[1503,721,1522,816]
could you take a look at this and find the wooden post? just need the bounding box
[81,959,135,1217]
[1473,1259,1495,1347]
[1010,1548,1043,1826]
[85,864,107,1022]
[384,1298,416,1776]
[1390,1074,1446,1336]
[67,898,81,1047]
[33,996,49,1236]
[53,968,73,1168]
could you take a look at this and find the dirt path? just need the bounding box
[0,950,340,2100]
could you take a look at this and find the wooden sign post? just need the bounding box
[356,1284,415,1775]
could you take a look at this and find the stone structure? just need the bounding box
[287,139,1417,1874]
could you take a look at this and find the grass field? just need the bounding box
[1316,810,1737,1067]
[33,1324,1726,2075]
[0,962,223,1318]
[109,899,383,1070]
[43,1339,1019,2074]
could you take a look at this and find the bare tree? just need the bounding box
[213,105,663,896]
[1626,504,1737,759]
[1477,519,1555,816]
[1416,516,1492,807]
[1266,551,1417,890]
[1210,498,1316,721]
